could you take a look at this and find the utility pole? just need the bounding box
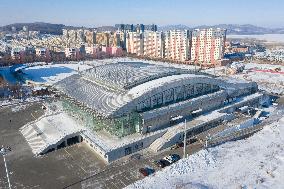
[1,147,11,189]
[183,119,187,158]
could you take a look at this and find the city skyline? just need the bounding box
[0,0,284,28]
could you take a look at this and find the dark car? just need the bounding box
[139,167,155,176]
[130,153,142,160]
[171,154,181,162]
[154,159,170,168]
[170,142,184,150]
[188,138,198,144]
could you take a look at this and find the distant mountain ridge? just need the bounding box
[0,22,116,35]
[159,24,284,35]
[0,22,66,35]
[1,22,284,35]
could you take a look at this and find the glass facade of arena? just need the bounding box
[62,99,142,137]
[136,83,220,112]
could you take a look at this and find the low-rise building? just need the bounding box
[35,48,50,59]
[11,47,26,59]
[65,47,79,59]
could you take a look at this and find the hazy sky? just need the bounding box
[0,0,284,28]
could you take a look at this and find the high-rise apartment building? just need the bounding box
[96,32,110,47]
[115,24,134,32]
[143,31,163,58]
[109,32,121,47]
[144,24,158,32]
[85,30,96,45]
[126,32,143,56]
[164,30,191,62]
[76,29,85,43]
[115,24,157,33]
[191,28,226,66]
[115,31,127,49]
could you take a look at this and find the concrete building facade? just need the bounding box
[126,32,144,56]
[164,30,191,62]
[143,31,163,58]
[191,28,226,66]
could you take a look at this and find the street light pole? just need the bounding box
[183,119,187,159]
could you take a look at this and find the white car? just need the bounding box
[163,154,180,164]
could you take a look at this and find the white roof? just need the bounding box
[128,74,209,98]
[20,113,85,155]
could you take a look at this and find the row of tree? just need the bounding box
[0,51,127,67]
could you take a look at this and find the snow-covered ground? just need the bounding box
[228,34,284,43]
[228,63,284,95]
[127,106,284,189]
[22,62,93,85]
[0,96,44,107]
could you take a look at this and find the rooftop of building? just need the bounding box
[54,61,256,118]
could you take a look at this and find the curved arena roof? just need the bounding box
[54,62,255,118]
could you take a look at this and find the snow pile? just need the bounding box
[127,114,284,189]
[0,96,43,107]
[11,103,29,112]
[22,63,92,85]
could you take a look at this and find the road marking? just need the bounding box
[64,148,87,174]
[30,112,36,119]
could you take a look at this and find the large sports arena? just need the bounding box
[21,61,263,162]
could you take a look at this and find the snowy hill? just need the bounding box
[126,106,284,189]
[159,24,284,35]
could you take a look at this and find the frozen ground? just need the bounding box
[204,62,284,95]
[0,96,44,107]
[126,106,284,189]
[228,34,284,43]
[229,63,284,95]
[22,63,93,85]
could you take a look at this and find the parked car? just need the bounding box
[139,167,155,176]
[170,142,184,150]
[189,138,198,144]
[154,159,170,168]
[163,154,181,164]
[130,153,142,160]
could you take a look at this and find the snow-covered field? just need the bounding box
[0,96,44,107]
[127,106,284,189]
[22,63,92,85]
[228,34,284,43]
[229,63,284,95]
